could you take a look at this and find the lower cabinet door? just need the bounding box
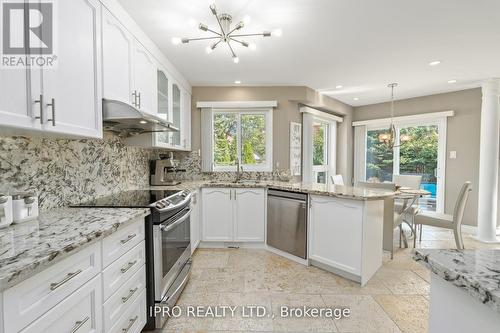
[309,195,363,275]
[109,288,147,333]
[201,188,233,241]
[234,189,265,242]
[19,275,102,333]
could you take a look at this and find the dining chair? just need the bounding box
[331,174,344,186]
[356,181,409,249]
[413,181,472,249]
[393,175,423,235]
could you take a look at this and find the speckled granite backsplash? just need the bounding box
[0,133,286,210]
[0,133,158,210]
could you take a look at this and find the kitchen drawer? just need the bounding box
[103,265,146,332]
[109,288,146,333]
[102,240,145,300]
[19,275,102,333]
[3,242,101,333]
[102,217,145,267]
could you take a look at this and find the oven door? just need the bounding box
[154,207,191,301]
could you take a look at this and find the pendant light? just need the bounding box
[378,83,410,148]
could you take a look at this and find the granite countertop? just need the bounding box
[151,180,395,201]
[0,207,150,291]
[414,249,500,313]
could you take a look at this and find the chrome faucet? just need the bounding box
[235,158,244,182]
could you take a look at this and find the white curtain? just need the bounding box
[200,108,213,172]
[353,125,367,183]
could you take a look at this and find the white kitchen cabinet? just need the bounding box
[0,292,3,333]
[102,8,134,105]
[201,188,266,243]
[19,275,102,333]
[190,189,201,253]
[102,9,157,115]
[308,195,384,286]
[0,68,36,131]
[234,189,266,242]
[181,89,192,150]
[132,40,157,114]
[202,188,233,241]
[0,0,102,138]
[39,0,102,138]
[3,242,102,333]
[108,289,146,333]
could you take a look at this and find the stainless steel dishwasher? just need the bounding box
[267,189,307,259]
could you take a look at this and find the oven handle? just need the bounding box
[160,208,191,232]
[155,192,192,212]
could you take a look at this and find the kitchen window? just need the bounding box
[211,109,273,172]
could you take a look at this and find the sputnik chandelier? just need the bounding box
[172,2,281,63]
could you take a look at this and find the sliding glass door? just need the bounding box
[365,121,445,212]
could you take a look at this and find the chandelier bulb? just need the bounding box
[233,56,240,64]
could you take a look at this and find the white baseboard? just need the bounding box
[460,225,500,235]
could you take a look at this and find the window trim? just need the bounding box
[211,108,273,172]
[311,116,337,184]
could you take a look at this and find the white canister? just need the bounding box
[0,195,13,228]
[12,193,39,223]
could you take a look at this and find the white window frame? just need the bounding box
[362,116,448,213]
[311,118,332,184]
[211,108,273,172]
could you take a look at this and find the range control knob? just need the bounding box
[155,202,165,209]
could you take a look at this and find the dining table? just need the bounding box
[383,187,432,258]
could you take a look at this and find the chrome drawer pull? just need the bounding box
[70,316,90,333]
[120,260,137,273]
[121,287,138,303]
[122,315,138,333]
[120,233,137,244]
[50,269,82,290]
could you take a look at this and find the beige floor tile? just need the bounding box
[321,294,401,333]
[212,292,274,331]
[374,294,429,333]
[162,293,219,332]
[192,249,230,268]
[271,293,338,332]
[374,268,430,295]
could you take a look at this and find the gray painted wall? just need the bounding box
[354,88,482,226]
[190,86,354,181]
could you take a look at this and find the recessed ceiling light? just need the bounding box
[234,80,241,84]
[353,97,359,101]
[429,60,441,66]
[335,85,343,89]
[447,79,457,84]
[139,120,148,124]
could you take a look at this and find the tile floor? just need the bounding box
[160,226,500,333]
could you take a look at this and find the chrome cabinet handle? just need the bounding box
[132,90,137,107]
[34,94,44,124]
[121,287,138,303]
[120,260,137,273]
[120,233,137,244]
[50,269,82,290]
[70,316,90,333]
[137,92,141,109]
[47,98,55,126]
[122,316,138,333]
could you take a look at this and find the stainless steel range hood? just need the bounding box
[102,99,179,136]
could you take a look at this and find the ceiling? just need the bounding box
[118,0,500,106]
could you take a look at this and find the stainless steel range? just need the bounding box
[73,189,192,330]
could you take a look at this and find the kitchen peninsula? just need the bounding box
[152,180,395,286]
